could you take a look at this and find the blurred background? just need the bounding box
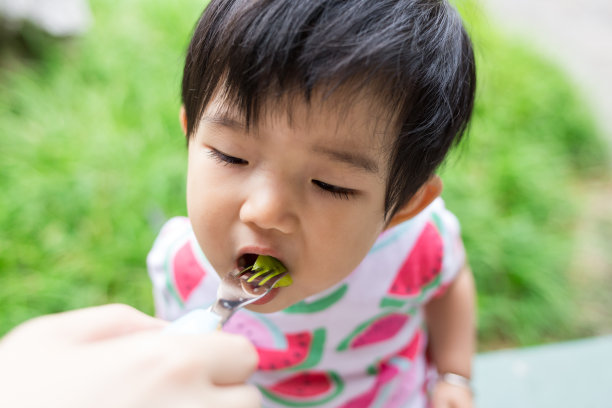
[1,0,611,403]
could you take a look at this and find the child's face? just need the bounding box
[185,91,394,312]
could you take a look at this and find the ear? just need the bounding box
[179,105,188,135]
[385,175,443,230]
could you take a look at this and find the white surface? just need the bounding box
[474,335,612,407]
[0,0,92,36]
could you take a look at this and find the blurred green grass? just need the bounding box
[444,3,608,347]
[0,1,608,347]
[0,0,204,331]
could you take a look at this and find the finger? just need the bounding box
[126,331,258,386]
[30,304,166,344]
[200,384,262,408]
[196,333,259,385]
[97,332,260,404]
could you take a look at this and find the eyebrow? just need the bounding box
[312,145,379,174]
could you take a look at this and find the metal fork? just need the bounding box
[165,268,289,334]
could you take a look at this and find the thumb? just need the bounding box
[23,304,167,344]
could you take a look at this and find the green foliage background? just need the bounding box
[442,4,607,346]
[0,1,607,346]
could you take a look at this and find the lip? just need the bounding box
[251,287,280,305]
[235,245,286,268]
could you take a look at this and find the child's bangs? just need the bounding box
[211,75,402,136]
[182,0,411,136]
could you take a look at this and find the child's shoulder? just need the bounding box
[147,215,199,268]
[423,197,461,238]
[408,197,464,268]
[146,216,196,284]
[369,197,464,300]
[147,216,219,318]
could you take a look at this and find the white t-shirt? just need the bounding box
[147,198,465,408]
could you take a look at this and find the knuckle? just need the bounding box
[101,303,140,317]
[4,318,42,341]
[99,304,155,330]
[227,335,258,370]
[149,338,199,379]
[9,312,64,339]
[163,346,196,375]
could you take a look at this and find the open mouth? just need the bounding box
[237,253,259,272]
[233,254,293,306]
[236,253,261,284]
[235,253,292,288]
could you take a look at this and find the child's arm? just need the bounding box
[424,264,476,408]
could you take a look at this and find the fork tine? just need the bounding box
[258,270,282,285]
[246,268,271,283]
[212,270,289,327]
[236,266,253,276]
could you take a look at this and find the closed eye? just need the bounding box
[207,148,248,166]
[312,180,356,200]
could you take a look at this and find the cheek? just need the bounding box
[186,154,237,251]
[305,210,384,288]
[186,152,234,219]
[334,221,382,265]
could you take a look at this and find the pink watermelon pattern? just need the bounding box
[149,204,465,408]
[381,222,443,307]
[337,313,409,351]
[258,328,326,371]
[224,312,325,371]
[260,371,344,407]
[395,329,424,362]
[169,240,207,303]
[224,311,285,348]
[344,331,425,407]
[339,362,399,408]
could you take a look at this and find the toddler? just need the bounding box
[148,0,476,407]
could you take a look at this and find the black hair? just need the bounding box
[182,0,476,221]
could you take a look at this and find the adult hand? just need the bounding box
[0,304,260,408]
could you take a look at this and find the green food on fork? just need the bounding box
[239,255,293,288]
[165,256,292,333]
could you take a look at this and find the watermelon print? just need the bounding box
[339,362,399,408]
[260,371,344,407]
[224,312,326,371]
[350,334,424,408]
[224,311,286,348]
[149,199,467,408]
[258,328,326,371]
[284,284,348,314]
[395,329,424,362]
[381,222,443,307]
[365,329,423,379]
[337,313,409,351]
[169,240,207,302]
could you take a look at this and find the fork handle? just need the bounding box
[163,308,222,334]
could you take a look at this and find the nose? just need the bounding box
[239,175,299,234]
